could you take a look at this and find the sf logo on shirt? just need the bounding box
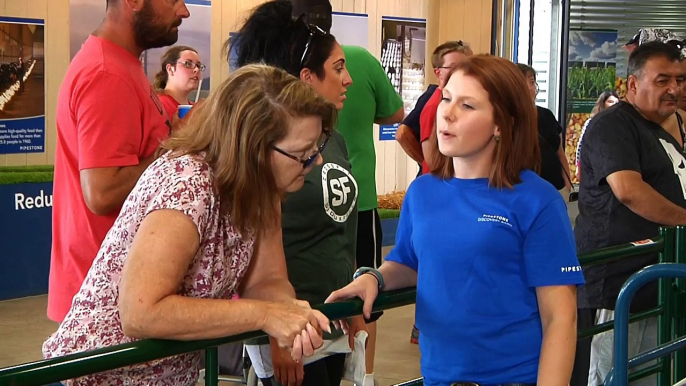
[321,163,358,223]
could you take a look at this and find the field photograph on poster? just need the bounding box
[565,29,618,182]
[379,17,425,141]
[0,17,46,154]
[69,0,211,99]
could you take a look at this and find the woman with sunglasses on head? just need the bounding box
[154,45,205,118]
[42,64,333,385]
[328,56,584,386]
[228,1,361,386]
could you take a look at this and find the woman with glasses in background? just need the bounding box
[574,91,620,182]
[154,46,205,118]
[228,1,362,385]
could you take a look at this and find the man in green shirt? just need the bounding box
[337,44,405,386]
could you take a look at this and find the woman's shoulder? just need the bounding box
[515,170,565,205]
[145,152,214,191]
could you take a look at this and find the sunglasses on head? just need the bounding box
[299,23,327,69]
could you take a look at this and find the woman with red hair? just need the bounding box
[328,55,584,386]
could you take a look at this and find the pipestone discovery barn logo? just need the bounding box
[477,214,513,227]
[321,163,358,223]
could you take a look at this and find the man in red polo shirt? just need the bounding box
[48,0,190,322]
[419,41,472,174]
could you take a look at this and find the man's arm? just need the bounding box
[75,72,167,215]
[607,170,686,226]
[421,136,436,170]
[80,157,156,215]
[396,124,424,163]
[374,107,404,126]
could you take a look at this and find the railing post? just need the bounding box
[658,227,674,386]
[675,226,686,381]
[609,264,686,386]
[204,347,219,386]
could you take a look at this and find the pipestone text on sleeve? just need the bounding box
[14,190,53,210]
[561,265,582,273]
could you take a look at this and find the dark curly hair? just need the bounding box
[224,0,337,79]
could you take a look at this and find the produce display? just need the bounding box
[564,75,627,184]
[565,113,591,184]
[616,77,627,99]
[378,190,406,210]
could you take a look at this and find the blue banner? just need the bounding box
[0,183,53,300]
[379,123,399,141]
[0,116,46,153]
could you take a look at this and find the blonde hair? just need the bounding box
[161,64,338,235]
[431,41,471,69]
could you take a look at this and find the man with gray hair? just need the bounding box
[573,41,685,385]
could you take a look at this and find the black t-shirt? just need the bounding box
[575,101,686,311]
[537,106,566,190]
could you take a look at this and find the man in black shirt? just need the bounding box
[572,41,686,386]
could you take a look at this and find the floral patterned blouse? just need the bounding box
[42,152,255,385]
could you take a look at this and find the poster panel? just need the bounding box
[0,17,46,154]
[331,12,368,49]
[565,29,618,182]
[378,16,426,141]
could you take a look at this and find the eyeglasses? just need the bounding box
[299,24,327,69]
[272,131,331,169]
[177,60,206,72]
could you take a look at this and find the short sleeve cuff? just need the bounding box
[79,154,140,170]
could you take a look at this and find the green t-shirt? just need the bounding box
[269,132,357,342]
[245,133,357,345]
[337,45,404,211]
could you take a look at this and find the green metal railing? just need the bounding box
[0,290,416,386]
[1,227,686,385]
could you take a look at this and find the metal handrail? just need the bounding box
[0,289,416,386]
[603,264,686,386]
[0,231,676,385]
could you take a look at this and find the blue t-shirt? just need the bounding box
[385,170,585,385]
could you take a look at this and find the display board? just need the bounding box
[331,12,369,49]
[378,16,426,141]
[0,17,46,155]
[565,29,618,183]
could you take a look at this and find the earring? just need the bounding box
[494,135,501,142]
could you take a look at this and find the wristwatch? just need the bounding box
[353,267,384,290]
